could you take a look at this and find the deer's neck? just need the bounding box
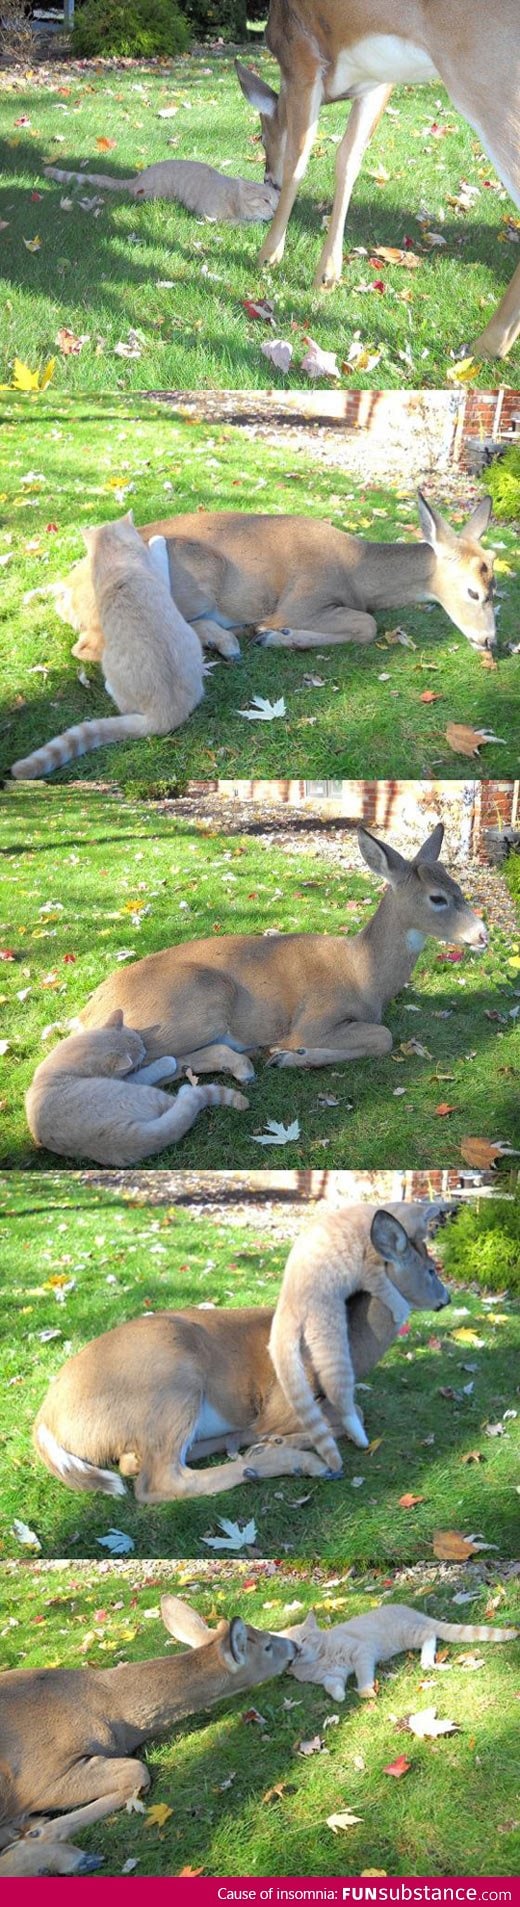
[106,1648,234,1744]
[352,887,425,1010]
[352,537,439,611]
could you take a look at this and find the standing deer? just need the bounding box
[236,0,520,358]
[76,823,488,1091]
[0,1598,297,1876]
[33,1201,451,1502]
[51,491,496,662]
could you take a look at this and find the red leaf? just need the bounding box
[419,690,442,704]
[372,278,386,292]
[63,953,76,964]
[45,523,59,534]
[384,1755,412,1778]
[0,949,16,961]
[434,1101,457,1116]
[96,136,116,151]
[242,298,275,324]
[397,1320,410,1337]
[399,1493,425,1509]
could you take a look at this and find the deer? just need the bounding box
[50,491,496,662]
[235,0,520,358]
[33,1200,451,1503]
[0,1596,297,1876]
[76,822,488,1096]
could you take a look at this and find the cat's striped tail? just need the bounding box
[268,1317,343,1473]
[436,1620,519,1642]
[11,714,150,779]
[44,165,133,193]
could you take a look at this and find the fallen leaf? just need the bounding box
[23,234,42,252]
[96,136,117,150]
[433,1530,477,1561]
[202,1516,257,1551]
[56,326,88,355]
[399,1493,425,1509]
[462,1451,485,1465]
[296,1734,324,1757]
[451,1328,485,1347]
[11,1519,41,1551]
[144,1803,173,1829]
[446,722,506,757]
[243,297,275,324]
[419,689,443,703]
[261,1782,294,1805]
[434,1102,457,1116]
[11,356,55,392]
[459,1137,508,1169]
[301,337,340,380]
[253,1118,300,1146]
[407,1706,458,1739]
[242,1708,267,1726]
[176,1868,205,1877]
[96,1528,134,1556]
[384,1755,411,1778]
[261,338,293,374]
[326,1810,362,1832]
[238,694,286,721]
[370,245,421,269]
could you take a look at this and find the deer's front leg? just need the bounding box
[471,257,520,360]
[315,84,392,289]
[259,77,323,268]
[255,609,377,649]
[268,1020,393,1067]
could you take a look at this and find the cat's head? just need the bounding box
[50,556,104,657]
[58,1011,147,1079]
[83,510,140,564]
[280,1609,320,1650]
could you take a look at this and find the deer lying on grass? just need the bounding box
[77,823,488,1090]
[34,1200,451,1502]
[0,1597,297,1876]
[236,0,520,359]
[51,492,496,662]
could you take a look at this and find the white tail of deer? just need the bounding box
[0,1599,297,1876]
[76,823,488,1100]
[236,0,520,357]
[33,1200,452,1502]
[52,491,497,660]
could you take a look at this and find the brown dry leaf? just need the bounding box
[434,1102,457,1116]
[56,326,87,356]
[262,1781,295,1805]
[399,1493,425,1509]
[419,689,443,704]
[433,1530,477,1561]
[460,1137,506,1169]
[96,135,116,150]
[370,245,422,269]
[176,1868,205,1878]
[446,722,505,757]
[461,1450,486,1465]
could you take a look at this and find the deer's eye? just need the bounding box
[430,893,449,907]
[468,587,480,600]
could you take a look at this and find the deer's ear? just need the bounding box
[160,1595,211,1645]
[235,58,279,115]
[218,1617,248,1670]
[417,490,458,553]
[413,822,444,865]
[82,527,95,551]
[464,495,492,541]
[370,1209,409,1260]
[357,828,408,886]
[103,1008,124,1029]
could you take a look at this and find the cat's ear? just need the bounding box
[104,1008,124,1030]
[123,509,135,525]
[302,1610,319,1632]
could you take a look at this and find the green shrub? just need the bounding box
[505,851,520,909]
[71,0,189,59]
[440,1197,520,1293]
[479,444,520,521]
[181,0,248,39]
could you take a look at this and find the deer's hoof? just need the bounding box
[323,1465,344,1481]
[78,1856,104,1875]
[244,1466,259,1481]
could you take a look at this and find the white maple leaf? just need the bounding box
[96,1528,135,1555]
[202,1516,257,1551]
[261,338,293,374]
[238,695,286,721]
[253,1118,300,1146]
[326,1811,363,1832]
[12,1519,41,1551]
[407,1705,458,1738]
[301,338,340,379]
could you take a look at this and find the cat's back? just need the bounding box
[281,1200,370,1308]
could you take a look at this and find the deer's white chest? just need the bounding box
[327,36,438,97]
[194,1401,234,1440]
[406,929,427,954]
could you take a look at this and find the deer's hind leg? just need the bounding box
[256,606,377,650]
[304,1304,369,1451]
[174,1042,256,1085]
[268,1020,393,1067]
[1,1758,152,1873]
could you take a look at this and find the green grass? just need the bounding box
[0,785,519,1172]
[0,1174,518,1562]
[1,1556,518,1874]
[1,395,520,784]
[1,53,520,389]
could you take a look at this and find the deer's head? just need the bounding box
[417,492,496,650]
[358,823,489,951]
[235,60,285,190]
[160,1596,298,1687]
[370,1208,451,1311]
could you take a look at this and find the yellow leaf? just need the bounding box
[451,1328,485,1346]
[22,234,42,252]
[39,357,56,389]
[507,956,520,971]
[494,558,513,574]
[446,357,477,383]
[145,1803,173,1830]
[368,1436,383,1455]
[12,358,40,390]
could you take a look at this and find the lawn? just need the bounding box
[0,1175,518,1563]
[1,396,520,785]
[1,53,520,389]
[0,786,519,1173]
[0,1555,518,1875]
